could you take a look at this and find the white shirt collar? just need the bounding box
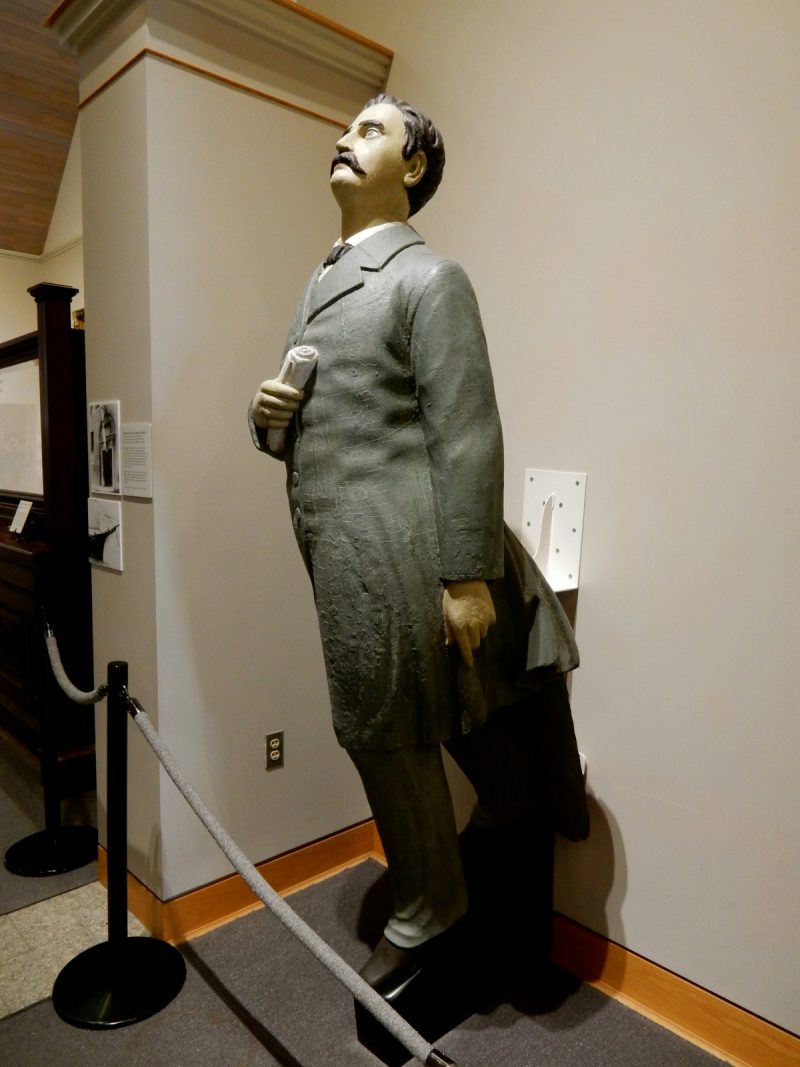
[343,221,404,247]
[318,222,417,280]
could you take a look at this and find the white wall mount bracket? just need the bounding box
[521,469,587,592]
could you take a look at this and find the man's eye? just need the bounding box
[364,126,380,138]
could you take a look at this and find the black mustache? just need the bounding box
[330,151,366,177]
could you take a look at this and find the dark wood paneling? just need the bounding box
[0,285,94,794]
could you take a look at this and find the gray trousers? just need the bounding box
[348,675,581,949]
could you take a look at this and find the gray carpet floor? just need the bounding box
[0,735,96,916]
[0,860,726,1067]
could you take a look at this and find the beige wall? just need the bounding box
[80,61,163,889]
[143,57,369,895]
[44,122,83,257]
[1,122,84,340]
[35,0,800,1035]
[77,12,371,901]
[304,0,800,1035]
[0,241,84,341]
[0,256,40,339]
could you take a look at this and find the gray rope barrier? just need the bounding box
[4,622,100,879]
[128,697,455,1067]
[43,623,456,1064]
[44,626,108,705]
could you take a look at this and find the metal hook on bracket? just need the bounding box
[521,470,587,591]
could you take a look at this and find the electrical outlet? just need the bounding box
[265,731,284,771]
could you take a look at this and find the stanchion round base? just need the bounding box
[53,938,186,1029]
[4,827,98,876]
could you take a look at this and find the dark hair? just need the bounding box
[363,93,445,216]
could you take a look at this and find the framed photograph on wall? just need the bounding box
[88,497,123,571]
[88,400,121,495]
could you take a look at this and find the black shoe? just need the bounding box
[357,934,429,993]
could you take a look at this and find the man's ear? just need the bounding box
[403,150,427,189]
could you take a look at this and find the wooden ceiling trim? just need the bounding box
[77,47,346,133]
[0,0,78,255]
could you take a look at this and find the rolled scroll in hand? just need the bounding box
[267,345,319,453]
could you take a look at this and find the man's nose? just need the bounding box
[335,131,353,152]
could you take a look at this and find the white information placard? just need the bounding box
[9,499,33,534]
[122,422,152,498]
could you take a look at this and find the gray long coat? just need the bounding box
[252,224,578,752]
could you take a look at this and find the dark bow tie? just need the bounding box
[323,242,353,268]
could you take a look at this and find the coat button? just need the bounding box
[292,471,300,486]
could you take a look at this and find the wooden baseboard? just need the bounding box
[97,826,796,1066]
[98,819,384,943]
[552,913,800,1067]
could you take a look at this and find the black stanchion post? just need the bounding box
[106,661,129,950]
[52,661,186,1029]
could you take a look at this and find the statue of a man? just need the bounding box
[250,94,587,991]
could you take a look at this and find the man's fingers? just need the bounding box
[253,380,305,429]
[442,580,497,669]
[454,627,474,669]
[266,413,293,429]
[259,392,302,414]
[253,404,293,430]
[260,379,304,402]
[262,397,299,413]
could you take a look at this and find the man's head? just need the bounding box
[362,94,445,216]
[330,95,445,224]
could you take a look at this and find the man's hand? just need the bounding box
[443,580,496,669]
[250,379,304,430]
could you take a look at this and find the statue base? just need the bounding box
[355,819,554,1065]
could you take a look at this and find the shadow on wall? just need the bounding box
[342,812,621,1041]
[553,792,626,982]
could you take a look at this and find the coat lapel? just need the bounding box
[305,224,425,324]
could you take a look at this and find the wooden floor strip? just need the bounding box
[98,820,380,942]
[552,913,800,1067]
